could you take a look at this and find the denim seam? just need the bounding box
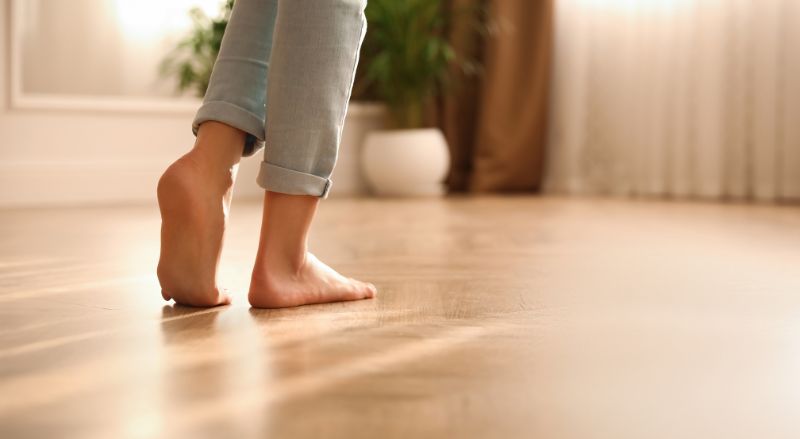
[195,100,265,133]
[257,161,332,198]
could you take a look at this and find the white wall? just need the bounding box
[20,0,220,98]
[1,0,248,208]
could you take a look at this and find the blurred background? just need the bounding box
[0,0,798,207]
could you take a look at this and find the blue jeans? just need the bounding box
[192,0,367,198]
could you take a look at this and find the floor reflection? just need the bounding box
[159,304,272,437]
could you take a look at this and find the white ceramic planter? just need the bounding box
[361,128,450,197]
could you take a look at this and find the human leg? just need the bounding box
[249,0,375,308]
[158,0,278,306]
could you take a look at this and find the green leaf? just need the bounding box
[159,0,233,97]
[356,0,488,127]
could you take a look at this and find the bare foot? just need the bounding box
[247,191,376,309]
[156,122,244,307]
[249,252,376,308]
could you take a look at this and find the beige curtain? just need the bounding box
[441,0,554,193]
[545,0,800,201]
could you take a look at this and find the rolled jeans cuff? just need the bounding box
[257,161,332,198]
[192,101,266,157]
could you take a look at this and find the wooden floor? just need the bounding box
[1,196,799,439]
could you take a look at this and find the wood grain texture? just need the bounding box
[1,197,799,439]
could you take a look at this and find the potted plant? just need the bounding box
[356,0,479,197]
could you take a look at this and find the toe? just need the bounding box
[161,289,172,301]
[365,283,377,298]
[351,280,376,299]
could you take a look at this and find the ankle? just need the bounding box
[193,121,246,169]
[256,244,308,276]
[182,149,238,190]
[254,191,319,270]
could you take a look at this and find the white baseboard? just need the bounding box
[0,158,265,208]
[0,103,387,208]
[0,159,165,207]
[0,151,369,208]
